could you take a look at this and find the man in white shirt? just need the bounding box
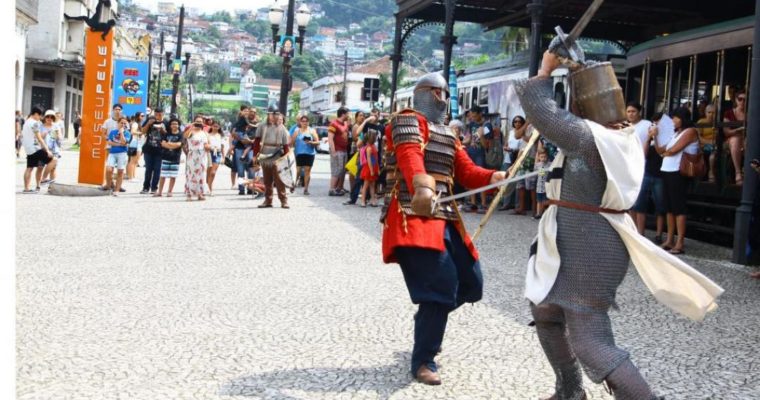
[101,103,123,190]
[21,107,51,193]
[627,102,665,240]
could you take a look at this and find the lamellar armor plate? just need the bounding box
[381,113,459,222]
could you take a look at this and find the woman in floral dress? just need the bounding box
[184,117,210,201]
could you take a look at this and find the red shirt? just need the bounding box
[382,111,494,264]
[329,119,349,152]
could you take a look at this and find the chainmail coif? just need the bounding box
[514,78,658,400]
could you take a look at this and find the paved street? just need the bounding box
[16,148,760,399]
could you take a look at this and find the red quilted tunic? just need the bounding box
[382,111,495,264]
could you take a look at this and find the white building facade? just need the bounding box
[16,0,38,111]
[23,0,123,137]
[303,72,380,115]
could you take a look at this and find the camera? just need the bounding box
[303,136,312,141]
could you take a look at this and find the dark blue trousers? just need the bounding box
[142,152,162,192]
[350,176,363,203]
[395,223,483,374]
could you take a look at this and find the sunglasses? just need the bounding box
[737,97,746,101]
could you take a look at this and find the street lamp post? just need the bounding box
[171,5,186,116]
[269,1,310,116]
[154,31,165,109]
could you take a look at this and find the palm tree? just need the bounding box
[379,67,408,99]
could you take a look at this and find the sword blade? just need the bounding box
[434,171,540,206]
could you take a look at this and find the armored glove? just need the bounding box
[548,35,586,65]
[411,174,436,217]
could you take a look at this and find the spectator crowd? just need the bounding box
[15,88,755,261]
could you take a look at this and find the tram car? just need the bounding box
[395,50,625,135]
[393,17,752,246]
[625,16,754,245]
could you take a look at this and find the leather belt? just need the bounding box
[547,199,626,214]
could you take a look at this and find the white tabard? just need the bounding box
[525,120,724,321]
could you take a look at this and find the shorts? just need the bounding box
[662,171,690,215]
[516,174,537,190]
[210,152,222,165]
[160,160,180,178]
[107,152,128,170]
[631,173,666,214]
[537,192,547,202]
[296,154,315,167]
[26,149,51,168]
[331,151,347,178]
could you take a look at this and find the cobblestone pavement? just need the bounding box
[16,149,760,399]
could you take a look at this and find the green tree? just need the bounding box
[207,26,222,46]
[502,27,529,55]
[378,67,408,98]
[209,11,232,23]
[203,63,228,98]
[287,91,301,124]
[252,54,283,80]
[243,19,270,41]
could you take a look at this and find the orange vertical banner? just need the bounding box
[78,29,114,185]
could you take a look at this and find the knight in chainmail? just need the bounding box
[514,42,661,400]
[380,72,505,385]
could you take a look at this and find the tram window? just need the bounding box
[721,47,750,108]
[554,82,566,109]
[694,52,717,120]
[471,87,478,108]
[478,85,488,107]
[670,57,693,113]
[458,92,464,110]
[648,61,668,116]
[627,66,643,105]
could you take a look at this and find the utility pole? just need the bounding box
[341,50,347,107]
[147,40,153,108]
[170,5,185,115]
[155,31,165,110]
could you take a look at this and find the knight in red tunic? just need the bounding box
[381,72,506,385]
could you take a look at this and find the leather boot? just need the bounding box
[415,365,441,385]
[540,392,586,400]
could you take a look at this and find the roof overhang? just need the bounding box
[396,0,755,44]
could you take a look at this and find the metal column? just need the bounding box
[527,0,545,77]
[733,1,760,265]
[441,0,457,85]
[170,6,185,115]
[389,14,403,112]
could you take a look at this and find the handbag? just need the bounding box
[679,148,706,178]
[224,153,234,169]
[345,152,359,177]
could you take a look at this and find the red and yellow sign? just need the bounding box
[78,29,114,185]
